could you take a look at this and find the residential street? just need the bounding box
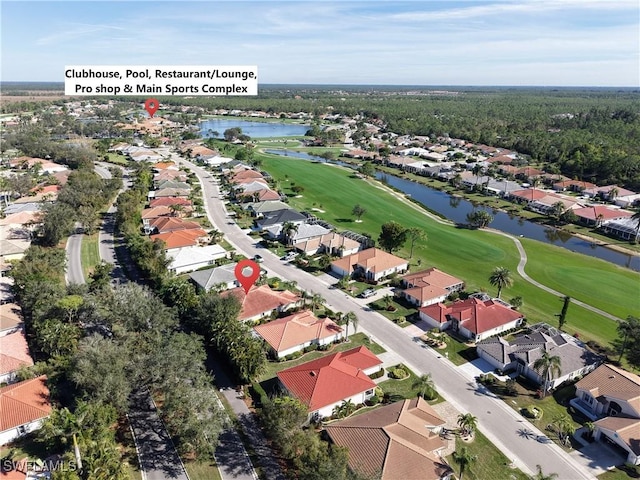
[65,224,84,285]
[178,155,595,480]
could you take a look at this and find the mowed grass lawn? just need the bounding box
[80,232,101,281]
[260,155,638,347]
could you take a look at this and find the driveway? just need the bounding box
[178,155,594,479]
[571,440,627,476]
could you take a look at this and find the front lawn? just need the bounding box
[419,332,478,366]
[378,367,442,404]
[599,464,640,480]
[447,431,529,480]
[368,296,417,326]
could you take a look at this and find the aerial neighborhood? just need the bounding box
[0,88,639,480]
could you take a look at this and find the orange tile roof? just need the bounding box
[401,268,464,304]
[148,197,192,208]
[331,248,407,276]
[0,329,33,376]
[277,346,381,411]
[221,285,299,321]
[231,170,264,182]
[420,298,523,335]
[510,189,548,201]
[256,189,281,201]
[152,161,177,170]
[573,206,632,221]
[150,228,207,250]
[326,397,450,480]
[149,217,201,233]
[0,212,42,226]
[0,376,51,432]
[0,304,23,333]
[253,310,342,354]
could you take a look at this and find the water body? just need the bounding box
[200,118,310,138]
[264,149,640,271]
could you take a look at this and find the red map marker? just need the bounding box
[144,98,159,117]
[234,259,261,294]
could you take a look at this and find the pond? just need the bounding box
[200,118,310,138]
[262,149,640,271]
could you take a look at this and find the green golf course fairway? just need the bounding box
[259,155,639,347]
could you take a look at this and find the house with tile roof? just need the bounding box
[331,248,408,282]
[221,285,300,323]
[0,376,52,446]
[266,222,330,243]
[277,346,382,419]
[572,206,633,227]
[0,304,23,337]
[245,200,292,217]
[325,397,452,480]
[419,297,524,342]
[400,268,465,307]
[570,364,640,465]
[0,329,33,384]
[255,209,307,232]
[149,217,202,234]
[294,232,361,257]
[148,197,192,209]
[253,310,344,359]
[477,323,601,390]
[189,263,239,292]
[150,228,209,250]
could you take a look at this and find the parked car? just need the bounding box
[360,288,375,298]
[281,252,298,261]
[253,254,264,263]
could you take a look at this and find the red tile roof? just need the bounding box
[573,206,633,222]
[221,285,300,321]
[149,217,202,233]
[277,346,381,411]
[510,189,548,202]
[0,330,33,376]
[401,268,464,304]
[253,310,342,354]
[0,376,51,432]
[420,298,523,335]
[325,397,450,480]
[148,197,192,208]
[150,228,207,250]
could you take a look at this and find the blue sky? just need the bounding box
[2,0,639,86]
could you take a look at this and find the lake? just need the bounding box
[200,118,310,138]
[263,149,640,271]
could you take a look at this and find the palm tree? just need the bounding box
[488,266,513,298]
[310,292,325,313]
[608,187,619,201]
[551,413,576,444]
[169,203,184,217]
[281,221,299,245]
[332,399,357,419]
[341,311,358,339]
[583,421,595,440]
[457,413,478,437]
[412,373,437,400]
[452,447,477,480]
[406,227,427,259]
[531,465,559,480]
[533,350,562,397]
[209,228,223,244]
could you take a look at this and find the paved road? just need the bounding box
[65,224,84,285]
[178,155,595,480]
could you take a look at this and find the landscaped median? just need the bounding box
[257,154,638,349]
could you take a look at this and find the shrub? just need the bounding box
[369,368,385,380]
[389,366,409,379]
[303,344,318,353]
[522,405,543,419]
[367,396,380,406]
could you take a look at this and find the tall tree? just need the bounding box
[453,447,477,480]
[616,315,640,365]
[466,209,494,228]
[351,204,367,222]
[533,350,562,397]
[557,296,571,330]
[488,267,513,299]
[378,221,408,252]
[341,311,358,338]
[457,413,478,437]
[406,227,427,259]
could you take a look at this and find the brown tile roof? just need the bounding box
[0,212,42,226]
[253,310,342,354]
[401,268,464,304]
[221,285,300,321]
[331,248,407,275]
[0,376,51,432]
[325,397,451,480]
[152,161,177,171]
[595,416,640,455]
[256,189,281,201]
[141,206,173,220]
[510,189,548,202]
[420,298,523,335]
[150,229,207,250]
[231,170,264,182]
[575,364,640,412]
[277,346,380,412]
[0,304,23,333]
[294,233,360,254]
[0,329,33,376]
